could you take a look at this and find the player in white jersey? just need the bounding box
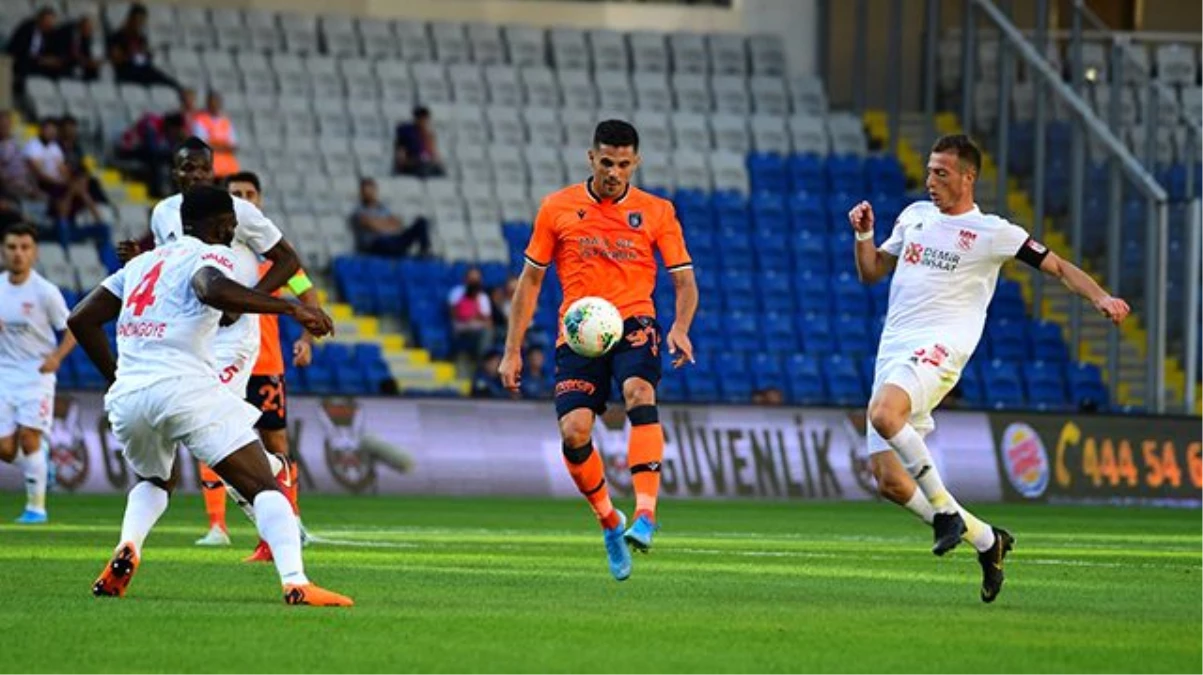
[0,223,76,524]
[117,138,303,542]
[848,134,1130,602]
[68,185,351,606]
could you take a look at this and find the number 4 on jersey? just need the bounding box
[127,261,165,317]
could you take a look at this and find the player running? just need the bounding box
[119,138,303,544]
[849,134,1130,602]
[0,223,76,524]
[225,170,321,562]
[498,120,699,581]
[69,185,351,606]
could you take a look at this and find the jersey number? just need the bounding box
[126,261,165,317]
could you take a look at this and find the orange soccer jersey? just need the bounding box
[525,179,692,325]
[252,260,286,376]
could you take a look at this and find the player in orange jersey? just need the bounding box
[194,171,321,558]
[499,120,699,581]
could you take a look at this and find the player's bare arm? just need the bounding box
[38,329,77,374]
[192,268,334,338]
[498,263,547,391]
[252,239,302,297]
[292,285,320,367]
[848,201,897,284]
[66,288,122,384]
[667,268,698,368]
[1037,251,1130,325]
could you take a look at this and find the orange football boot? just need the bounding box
[244,540,273,563]
[92,543,139,597]
[282,583,354,607]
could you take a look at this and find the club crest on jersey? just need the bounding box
[21,302,34,316]
[957,229,978,251]
[626,212,643,229]
[904,243,923,264]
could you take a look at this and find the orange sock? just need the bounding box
[562,440,619,530]
[198,462,227,530]
[286,462,300,515]
[627,406,664,523]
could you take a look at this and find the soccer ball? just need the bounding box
[562,296,624,358]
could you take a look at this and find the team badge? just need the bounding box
[957,229,978,251]
[627,211,643,229]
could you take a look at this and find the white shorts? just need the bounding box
[0,385,54,436]
[864,343,964,456]
[104,378,262,481]
[215,353,253,399]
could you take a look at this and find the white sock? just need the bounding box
[120,481,170,556]
[253,491,308,587]
[223,452,284,526]
[947,497,998,552]
[886,425,955,513]
[902,489,934,524]
[18,446,47,513]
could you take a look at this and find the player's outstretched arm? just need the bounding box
[668,268,698,368]
[66,287,121,384]
[253,239,302,296]
[192,268,334,337]
[848,201,897,284]
[1038,251,1130,324]
[498,263,546,391]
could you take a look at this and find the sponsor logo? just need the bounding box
[577,209,586,220]
[904,242,923,264]
[555,379,597,397]
[201,252,235,270]
[627,211,644,229]
[1000,422,1050,498]
[1026,238,1048,254]
[903,243,962,272]
[957,229,978,251]
[21,301,34,316]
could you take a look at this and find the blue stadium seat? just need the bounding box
[719,375,755,403]
[825,193,859,232]
[752,232,792,271]
[868,284,890,315]
[826,155,864,195]
[983,359,1026,409]
[684,370,719,401]
[833,314,872,356]
[721,273,757,312]
[1029,320,1068,362]
[865,155,906,196]
[823,354,866,406]
[793,272,831,314]
[748,152,788,194]
[797,312,834,354]
[784,354,824,404]
[987,319,1028,361]
[726,312,761,352]
[758,270,795,313]
[306,363,336,394]
[789,154,826,194]
[832,279,871,316]
[959,359,984,406]
[1067,362,1109,409]
[1023,360,1067,409]
[788,191,827,232]
[659,375,687,402]
[789,231,828,273]
[334,364,369,394]
[761,311,798,354]
[990,279,1027,321]
[718,229,754,269]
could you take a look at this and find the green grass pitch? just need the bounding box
[0,495,1198,673]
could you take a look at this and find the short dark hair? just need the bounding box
[931,134,981,174]
[225,171,261,192]
[128,3,147,18]
[36,6,55,18]
[360,177,377,188]
[176,136,212,156]
[59,114,77,126]
[412,106,431,120]
[180,184,233,231]
[593,119,639,153]
[3,222,39,242]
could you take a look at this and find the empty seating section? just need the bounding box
[11,5,1103,408]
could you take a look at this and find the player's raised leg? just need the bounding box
[212,439,351,606]
[620,377,663,552]
[195,461,230,545]
[558,405,631,581]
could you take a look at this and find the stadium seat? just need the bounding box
[784,354,825,404]
[823,354,865,406]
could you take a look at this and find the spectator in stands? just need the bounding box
[490,274,517,329]
[191,91,239,178]
[117,111,187,197]
[519,347,552,400]
[58,115,108,209]
[106,3,176,88]
[448,266,494,361]
[393,106,445,178]
[0,111,39,201]
[349,177,431,257]
[49,13,100,81]
[751,387,785,406]
[471,349,510,399]
[23,116,101,225]
[6,7,64,94]
[177,87,199,129]
[0,190,23,229]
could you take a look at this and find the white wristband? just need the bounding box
[855,230,875,242]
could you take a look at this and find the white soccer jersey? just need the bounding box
[0,270,70,390]
[877,202,1033,361]
[149,193,282,369]
[101,236,239,397]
